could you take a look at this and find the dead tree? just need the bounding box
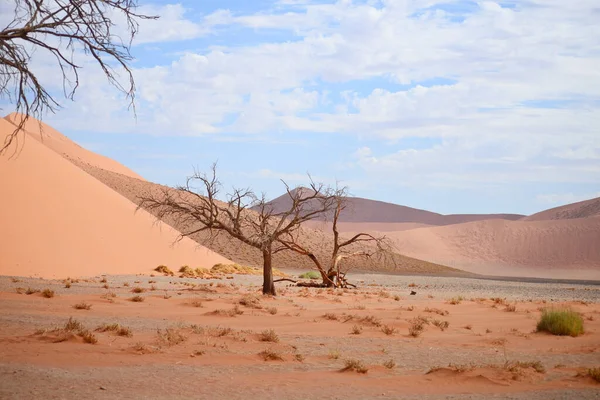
[0,0,157,152]
[137,164,337,296]
[278,188,390,288]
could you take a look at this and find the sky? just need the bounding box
[2,0,600,215]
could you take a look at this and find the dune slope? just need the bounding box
[263,190,524,225]
[524,196,600,221]
[4,113,144,180]
[386,218,600,279]
[0,119,230,278]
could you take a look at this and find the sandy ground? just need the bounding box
[1,272,599,399]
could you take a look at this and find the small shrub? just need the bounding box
[536,308,584,337]
[266,307,278,315]
[157,328,187,346]
[25,288,40,295]
[155,265,174,275]
[190,300,204,308]
[393,295,401,301]
[408,318,426,337]
[341,359,368,374]
[329,349,341,359]
[258,349,283,361]
[96,323,132,337]
[381,325,396,335]
[79,330,98,344]
[41,289,55,298]
[101,292,117,303]
[294,353,305,362]
[238,294,262,309]
[299,271,320,280]
[102,284,109,289]
[322,313,338,321]
[64,317,84,332]
[73,302,92,310]
[123,282,130,287]
[432,319,449,331]
[100,277,107,283]
[448,296,463,305]
[179,265,196,277]
[359,315,382,327]
[350,325,363,335]
[64,282,71,289]
[587,367,600,383]
[259,329,279,343]
[15,287,25,294]
[130,295,145,302]
[424,307,449,316]
[505,360,545,374]
[131,287,145,294]
[464,325,472,330]
[383,359,396,369]
[505,304,517,312]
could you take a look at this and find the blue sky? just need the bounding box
[3,0,600,215]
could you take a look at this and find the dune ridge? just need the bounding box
[0,118,230,279]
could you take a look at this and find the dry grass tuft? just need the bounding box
[131,287,146,294]
[190,299,204,308]
[505,304,517,312]
[73,302,92,310]
[350,325,363,335]
[96,323,132,337]
[447,296,463,305]
[157,328,187,346]
[381,325,396,335]
[408,317,428,337]
[383,359,396,369]
[341,359,368,374]
[432,319,450,331]
[79,330,98,344]
[329,349,341,359]
[259,329,279,343]
[322,313,339,321]
[130,295,145,302]
[41,289,55,298]
[155,265,174,276]
[64,317,84,332]
[211,305,244,317]
[258,349,284,361]
[266,307,278,315]
[424,307,449,316]
[238,294,263,309]
[586,367,600,383]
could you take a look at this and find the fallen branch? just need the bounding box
[273,278,298,284]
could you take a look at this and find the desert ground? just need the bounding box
[0,271,599,400]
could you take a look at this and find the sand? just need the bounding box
[524,197,600,221]
[0,273,598,399]
[4,112,144,180]
[0,119,230,278]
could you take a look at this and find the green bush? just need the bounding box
[537,308,584,337]
[299,271,320,280]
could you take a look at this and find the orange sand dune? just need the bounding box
[0,119,230,278]
[4,113,144,180]
[523,196,600,221]
[384,218,600,279]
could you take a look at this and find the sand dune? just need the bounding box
[304,221,433,232]
[0,118,230,278]
[384,218,600,279]
[524,196,600,221]
[4,113,144,180]
[263,190,524,225]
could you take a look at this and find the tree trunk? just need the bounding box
[262,248,276,295]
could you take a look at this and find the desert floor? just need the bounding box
[0,272,599,400]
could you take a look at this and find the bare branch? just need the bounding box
[1,0,158,153]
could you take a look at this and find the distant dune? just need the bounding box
[383,218,600,279]
[0,118,229,279]
[523,196,600,221]
[263,190,524,225]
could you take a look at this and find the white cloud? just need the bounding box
[23,0,600,192]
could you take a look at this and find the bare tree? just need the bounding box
[0,0,157,152]
[137,164,338,295]
[278,188,390,288]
